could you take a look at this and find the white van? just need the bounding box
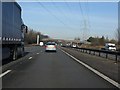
[105,43,116,51]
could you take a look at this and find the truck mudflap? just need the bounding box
[9,46,18,60]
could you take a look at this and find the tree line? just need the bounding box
[87,36,117,46]
[24,28,49,44]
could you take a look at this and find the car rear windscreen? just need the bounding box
[46,43,56,45]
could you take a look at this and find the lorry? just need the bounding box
[104,43,116,51]
[0,1,28,61]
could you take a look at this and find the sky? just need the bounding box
[18,1,118,40]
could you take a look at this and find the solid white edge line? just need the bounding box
[37,53,39,54]
[0,70,11,78]
[29,57,33,60]
[61,49,120,88]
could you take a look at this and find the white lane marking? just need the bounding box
[29,57,32,60]
[37,53,39,54]
[61,49,120,88]
[0,70,11,78]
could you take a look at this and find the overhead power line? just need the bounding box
[51,0,71,22]
[78,1,89,41]
[37,2,75,30]
[64,0,72,14]
[86,0,91,29]
[78,0,85,20]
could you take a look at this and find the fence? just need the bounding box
[63,46,120,62]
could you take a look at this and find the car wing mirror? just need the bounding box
[21,24,28,33]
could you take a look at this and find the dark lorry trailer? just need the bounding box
[0,1,27,61]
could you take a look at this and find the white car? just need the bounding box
[39,42,44,46]
[105,43,116,51]
[72,44,77,48]
[45,42,57,52]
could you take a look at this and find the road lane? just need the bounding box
[61,47,119,82]
[2,46,117,88]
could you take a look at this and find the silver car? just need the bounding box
[45,42,57,52]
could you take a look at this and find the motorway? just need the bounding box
[2,46,118,88]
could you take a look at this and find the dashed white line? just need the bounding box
[37,53,39,54]
[0,70,11,78]
[61,49,120,89]
[29,57,32,60]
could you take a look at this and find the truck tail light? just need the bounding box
[54,46,56,48]
[45,45,48,48]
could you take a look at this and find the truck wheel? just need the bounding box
[9,48,17,61]
[21,47,24,57]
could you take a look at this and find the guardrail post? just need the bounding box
[115,55,117,63]
[89,51,91,54]
[106,53,108,59]
[99,52,100,56]
[92,51,94,55]
[94,51,95,55]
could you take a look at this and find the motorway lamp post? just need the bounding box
[37,35,39,45]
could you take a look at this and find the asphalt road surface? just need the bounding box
[2,46,117,88]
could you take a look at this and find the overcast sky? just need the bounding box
[18,1,118,40]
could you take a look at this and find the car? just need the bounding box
[45,42,57,52]
[104,43,116,51]
[72,44,77,48]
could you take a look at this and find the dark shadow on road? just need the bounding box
[2,52,29,65]
[45,51,57,53]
